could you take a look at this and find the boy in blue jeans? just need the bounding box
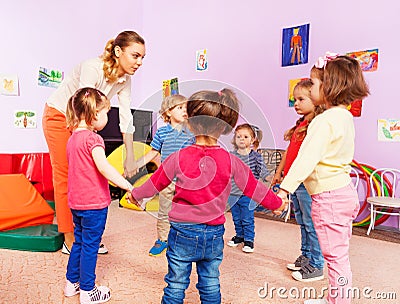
[135,94,194,256]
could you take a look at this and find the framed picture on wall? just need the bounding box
[282,23,310,67]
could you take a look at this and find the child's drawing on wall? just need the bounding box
[346,49,378,72]
[0,74,19,95]
[378,119,400,142]
[288,77,308,106]
[282,24,309,67]
[38,67,64,88]
[14,111,37,128]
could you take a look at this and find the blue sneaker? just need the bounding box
[149,239,167,256]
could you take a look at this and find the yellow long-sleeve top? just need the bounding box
[280,107,353,195]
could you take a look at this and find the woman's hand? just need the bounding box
[124,154,138,178]
[122,133,138,178]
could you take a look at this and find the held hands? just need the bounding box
[273,189,290,216]
[125,191,144,210]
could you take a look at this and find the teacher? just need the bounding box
[42,30,145,254]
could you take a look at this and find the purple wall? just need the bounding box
[0,0,144,153]
[136,1,400,170]
[1,1,399,228]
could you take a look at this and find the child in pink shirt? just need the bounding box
[64,87,133,304]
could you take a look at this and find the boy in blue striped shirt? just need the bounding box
[136,94,194,256]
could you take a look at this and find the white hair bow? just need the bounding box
[315,51,339,68]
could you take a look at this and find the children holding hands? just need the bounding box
[127,88,287,303]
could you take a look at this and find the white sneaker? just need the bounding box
[98,243,108,254]
[61,243,108,255]
[80,286,111,304]
[242,241,254,253]
[64,280,80,297]
[61,242,71,255]
[304,299,328,304]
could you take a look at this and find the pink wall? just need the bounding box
[1,0,399,170]
[0,0,144,153]
[137,0,400,170]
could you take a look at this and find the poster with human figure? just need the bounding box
[282,24,310,67]
[196,49,208,71]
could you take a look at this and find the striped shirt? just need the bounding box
[151,124,194,162]
[230,150,269,196]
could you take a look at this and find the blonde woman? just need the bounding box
[42,31,145,254]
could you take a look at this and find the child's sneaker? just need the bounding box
[227,236,244,247]
[292,264,324,282]
[80,285,111,304]
[242,241,254,253]
[304,299,328,304]
[64,280,80,297]
[287,255,309,271]
[149,239,168,256]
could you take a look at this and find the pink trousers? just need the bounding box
[311,184,359,304]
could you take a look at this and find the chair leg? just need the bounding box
[367,206,375,235]
[398,211,400,233]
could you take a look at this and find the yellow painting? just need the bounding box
[0,74,19,95]
[288,77,307,107]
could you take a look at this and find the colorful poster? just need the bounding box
[288,77,307,107]
[378,119,400,142]
[196,49,208,71]
[0,74,19,95]
[346,49,378,72]
[170,77,179,95]
[162,77,179,98]
[38,67,64,88]
[14,111,37,128]
[162,79,171,98]
[282,23,310,67]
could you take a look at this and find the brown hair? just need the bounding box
[159,94,187,123]
[187,88,240,138]
[102,30,145,82]
[311,55,369,106]
[66,87,110,130]
[284,79,324,141]
[231,123,261,150]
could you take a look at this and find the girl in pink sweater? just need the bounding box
[128,88,286,303]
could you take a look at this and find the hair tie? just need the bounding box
[218,91,222,96]
[315,51,339,69]
[84,91,90,98]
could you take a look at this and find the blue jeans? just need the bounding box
[66,208,108,291]
[162,222,225,304]
[228,195,255,242]
[291,184,324,269]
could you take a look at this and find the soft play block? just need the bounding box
[0,174,54,231]
[0,224,63,252]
